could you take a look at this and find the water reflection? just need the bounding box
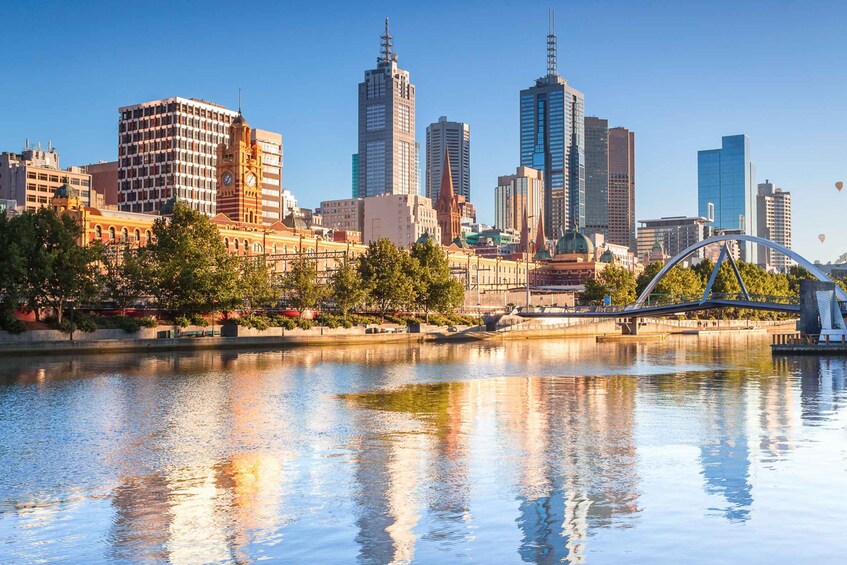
[1,338,847,563]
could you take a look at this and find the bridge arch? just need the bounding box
[631,234,847,309]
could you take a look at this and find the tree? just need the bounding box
[580,264,636,306]
[330,259,368,318]
[635,262,663,297]
[281,252,326,313]
[147,202,240,318]
[12,208,101,324]
[0,213,25,328]
[357,238,417,314]
[99,241,152,313]
[786,265,814,295]
[410,239,464,319]
[239,256,278,319]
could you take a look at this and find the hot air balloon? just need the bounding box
[837,181,844,192]
[819,234,826,243]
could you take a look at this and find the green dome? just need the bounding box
[599,249,616,263]
[534,248,552,261]
[53,182,78,199]
[451,236,470,248]
[415,232,434,245]
[555,231,594,255]
[282,212,307,230]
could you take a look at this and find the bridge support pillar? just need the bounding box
[621,317,639,335]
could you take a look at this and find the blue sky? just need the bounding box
[2,0,846,261]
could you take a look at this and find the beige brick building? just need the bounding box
[0,142,94,212]
[363,193,440,248]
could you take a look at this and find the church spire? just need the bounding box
[438,148,454,202]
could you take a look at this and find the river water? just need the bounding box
[1,335,846,564]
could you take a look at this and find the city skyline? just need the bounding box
[1,1,846,261]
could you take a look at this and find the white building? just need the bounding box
[363,193,440,248]
[425,116,470,202]
[756,180,792,271]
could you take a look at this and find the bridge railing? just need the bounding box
[642,293,800,307]
[773,333,847,346]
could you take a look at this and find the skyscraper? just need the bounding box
[118,97,238,215]
[584,117,609,236]
[494,166,544,235]
[426,116,470,202]
[520,14,585,237]
[698,134,757,262]
[756,180,792,271]
[357,18,417,197]
[608,126,636,250]
[252,128,284,222]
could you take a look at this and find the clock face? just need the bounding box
[222,172,234,186]
[245,172,257,187]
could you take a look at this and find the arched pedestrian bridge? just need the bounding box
[519,234,847,320]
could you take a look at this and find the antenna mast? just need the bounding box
[547,8,557,77]
[380,17,394,65]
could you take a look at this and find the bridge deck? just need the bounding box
[518,300,801,319]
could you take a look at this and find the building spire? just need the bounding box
[380,17,394,65]
[237,88,242,116]
[547,8,557,77]
[439,148,454,201]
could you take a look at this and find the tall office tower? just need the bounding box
[351,154,359,198]
[698,134,757,262]
[584,117,609,236]
[252,128,284,222]
[494,166,544,235]
[425,116,470,202]
[118,97,238,215]
[358,18,417,197]
[215,112,263,224]
[756,180,792,271]
[520,14,585,237]
[608,126,636,250]
[0,141,94,211]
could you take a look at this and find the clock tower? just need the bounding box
[216,110,263,224]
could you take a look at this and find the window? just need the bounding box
[366,104,386,131]
[122,228,129,241]
[145,230,152,244]
[108,227,115,240]
[95,225,102,238]
[134,229,140,242]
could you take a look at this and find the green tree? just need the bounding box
[357,238,417,314]
[410,239,464,319]
[786,265,814,295]
[99,241,152,313]
[635,262,663,296]
[0,213,25,329]
[281,252,326,313]
[239,256,278,319]
[330,259,368,318]
[580,264,636,306]
[147,202,240,317]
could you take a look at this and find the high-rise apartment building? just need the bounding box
[520,19,585,237]
[584,117,608,236]
[118,97,238,215]
[698,134,757,262]
[637,216,712,260]
[494,166,544,236]
[252,129,284,222]
[0,141,94,212]
[357,19,417,198]
[756,180,792,271]
[608,126,636,250]
[425,116,470,202]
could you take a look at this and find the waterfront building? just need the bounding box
[252,129,284,222]
[531,230,640,286]
[435,151,462,246]
[637,216,712,261]
[584,117,608,237]
[321,197,365,233]
[425,116,470,202]
[352,154,359,198]
[0,141,95,211]
[363,193,439,248]
[608,126,636,251]
[756,180,792,271]
[698,134,757,262]
[118,96,239,215]
[357,19,417,197]
[82,161,119,207]
[520,18,585,236]
[495,166,544,237]
[215,112,263,224]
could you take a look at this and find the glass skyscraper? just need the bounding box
[697,134,757,262]
[519,24,585,237]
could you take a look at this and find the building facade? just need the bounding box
[351,154,359,198]
[321,197,365,233]
[495,166,544,237]
[252,129,284,222]
[425,116,470,202]
[584,117,608,237]
[357,19,417,198]
[608,126,636,251]
[215,114,263,224]
[82,161,119,207]
[118,96,239,215]
[637,216,712,261]
[363,193,439,248]
[0,142,94,212]
[698,134,757,262]
[756,180,792,271]
[520,24,585,237]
